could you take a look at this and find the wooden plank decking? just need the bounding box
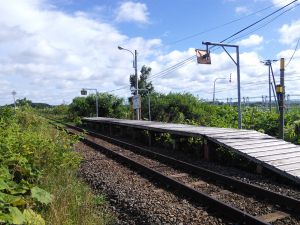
[83,117,300,184]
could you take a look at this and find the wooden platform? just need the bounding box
[83,117,300,184]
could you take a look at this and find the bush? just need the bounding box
[0,106,114,224]
[69,93,130,119]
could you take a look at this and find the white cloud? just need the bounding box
[235,6,250,15]
[148,48,270,100]
[279,20,300,45]
[115,1,149,24]
[237,34,264,47]
[0,0,159,105]
[0,0,299,105]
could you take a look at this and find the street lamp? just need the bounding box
[213,77,227,104]
[202,41,242,129]
[118,46,140,120]
[12,90,16,110]
[81,88,98,117]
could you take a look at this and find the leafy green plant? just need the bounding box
[0,107,81,224]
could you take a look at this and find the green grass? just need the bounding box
[42,169,115,225]
[0,106,115,225]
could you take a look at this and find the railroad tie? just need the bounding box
[256,211,290,223]
[169,173,189,178]
[153,188,165,193]
[186,180,207,187]
[210,189,232,198]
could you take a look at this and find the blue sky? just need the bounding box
[0,0,299,105]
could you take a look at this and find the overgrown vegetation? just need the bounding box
[68,93,130,120]
[3,91,298,224]
[0,107,114,224]
[50,91,299,144]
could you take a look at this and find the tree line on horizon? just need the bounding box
[5,65,300,144]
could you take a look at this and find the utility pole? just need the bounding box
[277,58,285,139]
[118,46,140,120]
[261,59,278,111]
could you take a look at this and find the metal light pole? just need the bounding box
[202,41,242,129]
[12,90,16,110]
[81,88,99,117]
[118,46,140,120]
[213,77,227,104]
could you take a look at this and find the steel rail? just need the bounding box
[61,125,269,225]
[49,120,300,224]
[63,123,300,214]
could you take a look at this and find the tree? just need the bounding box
[130,65,154,97]
[69,97,90,119]
[16,98,32,107]
[68,93,130,119]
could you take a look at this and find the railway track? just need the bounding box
[54,121,300,225]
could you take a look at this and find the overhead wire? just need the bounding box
[210,1,300,53]
[171,2,300,95]
[149,0,299,84]
[106,86,130,93]
[149,56,195,82]
[167,3,277,46]
[102,0,299,95]
[286,38,300,67]
[167,0,294,46]
[205,74,300,95]
[193,72,300,95]
[120,0,295,85]
[218,0,298,45]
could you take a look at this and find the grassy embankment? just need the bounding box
[0,107,115,225]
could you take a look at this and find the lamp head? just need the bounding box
[118,46,123,50]
[81,89,87,95]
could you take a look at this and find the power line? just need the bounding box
[106,86,130,93]
[207,75,300,94]
[219,0,298,44]
[149,56,195,82]
[125,1,299,85]
[286,38,300,67]
[102,1,299,95]
[225,3,300,47]
[167,0,293,46]
[149,1,300,84]
[111,44,300,96]
[167,3,277,45]
[209,2,300,53]
[148,56,195,79]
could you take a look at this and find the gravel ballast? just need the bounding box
[75,142,230,225]
[68,126,300,225]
